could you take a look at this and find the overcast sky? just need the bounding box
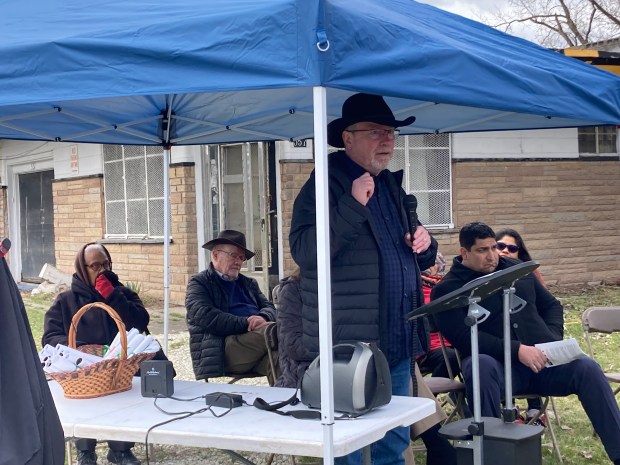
[417,0,536,41]
[416,0,502,20]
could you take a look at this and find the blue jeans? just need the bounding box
[335,358,410,465]
[462,354,620,462]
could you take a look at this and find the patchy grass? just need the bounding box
[23,292,55,349]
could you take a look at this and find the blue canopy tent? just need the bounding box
[2,0,620,462]
[2,0,620,143]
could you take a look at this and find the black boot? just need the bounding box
[106,449,141,465]
[76,450,97,465]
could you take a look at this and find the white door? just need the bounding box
[205,143,270,293]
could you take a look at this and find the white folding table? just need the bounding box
[51,378,435,461]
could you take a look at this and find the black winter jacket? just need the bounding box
[185,263,276,380]
[289,151,437,360]
[42,273,149,348]
[432,256,564,363]
[274,276,310,388]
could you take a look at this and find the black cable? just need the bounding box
[144,395,236,464]
[168,394,204,402]
[144,408,209,464]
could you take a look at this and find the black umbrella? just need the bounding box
[0,239,64,465]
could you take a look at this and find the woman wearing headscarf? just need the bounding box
[42,242,149,465]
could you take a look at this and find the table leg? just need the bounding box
[362,445,371,465]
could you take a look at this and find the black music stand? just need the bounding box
[407,261,544,465]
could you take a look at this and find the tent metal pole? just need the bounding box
[162,103,173,356]
[275,146,284,280]
[163,146,170,355]
[313,86,335,465]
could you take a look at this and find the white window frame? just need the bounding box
[392,134,453,229]
[102,145,165,239]
[578,125,618,156]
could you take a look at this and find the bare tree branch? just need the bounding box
[550,14,577,45]
[480,0,620,47]
[589,0,620,27]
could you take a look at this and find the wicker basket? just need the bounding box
[50,302,155,399]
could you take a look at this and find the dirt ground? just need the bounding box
[145,302,188,335]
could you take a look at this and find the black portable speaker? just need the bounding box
[141,360,175,397]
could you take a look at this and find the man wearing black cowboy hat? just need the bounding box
[290,93,455,465]
[186,229,279,383]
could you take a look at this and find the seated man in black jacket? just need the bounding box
[432,222,620,465]
[186,230,279,384]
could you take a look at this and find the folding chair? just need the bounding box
[582,306,620,397]
[207,322,279,387]
[271,283,281,307]
[422,331,468,423]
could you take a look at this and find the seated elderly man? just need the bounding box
[186,230,279,384]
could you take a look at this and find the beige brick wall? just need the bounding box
[278,158,620,287]
[53,175,105,270]
[449,159,620,286]
[52,164,197,305]
[279,160,315,276]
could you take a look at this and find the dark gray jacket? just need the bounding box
[185,263,276,380]
[274,276,310,387]
[289,151,437,360]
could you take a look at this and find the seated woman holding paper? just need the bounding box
[42,242,149,465]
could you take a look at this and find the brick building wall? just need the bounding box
[52,164,197,305]
[279,160,314,276]
[450,159,620,286]
[53,175,106,271]
[278,158,620,287]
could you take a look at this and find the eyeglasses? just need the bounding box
[345,128,400,140]
[496,242,519,254]
[215,249,247,262]
[85,260,111,272]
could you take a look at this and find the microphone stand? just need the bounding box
[501,286,526,422]
[459,296,490,465]
[448,274,543,465]
[406,261,543,465]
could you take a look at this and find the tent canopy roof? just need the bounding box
[1,0,620,146]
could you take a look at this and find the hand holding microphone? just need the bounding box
[403,195,431,254]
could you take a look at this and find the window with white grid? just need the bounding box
[103,145,165,239]
[578,126,618,155]
[389,134,452,228]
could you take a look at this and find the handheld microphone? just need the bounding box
[403,195,418,239]
[0,238,11,258]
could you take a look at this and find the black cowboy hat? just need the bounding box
[202,229,256,260]
[327,93,416,148]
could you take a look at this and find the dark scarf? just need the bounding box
[74,242,120,290]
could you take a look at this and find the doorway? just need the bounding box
[205,143,271,292]
[18,170,56,281]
